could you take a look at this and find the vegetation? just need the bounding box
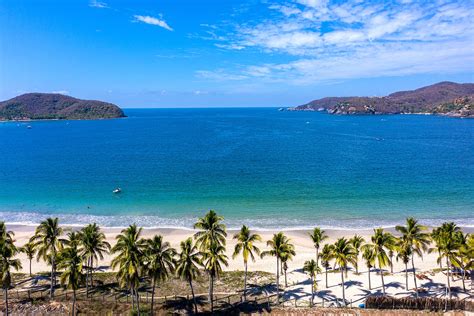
[0,222,22,316]
[331,237,357,305]
[303,259,321,307]
[309,227,328,265]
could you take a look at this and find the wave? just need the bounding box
[1,211,473,231]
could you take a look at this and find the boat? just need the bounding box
[113,188,122,194]
[26,125,32,129]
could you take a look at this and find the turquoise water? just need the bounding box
[0,108,473,229]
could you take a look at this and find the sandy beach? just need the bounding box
[9,224,473,305]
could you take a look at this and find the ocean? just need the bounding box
[0,108,473,230]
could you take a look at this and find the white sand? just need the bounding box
[9,224,473,305]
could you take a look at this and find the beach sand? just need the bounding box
[10,224,473,305]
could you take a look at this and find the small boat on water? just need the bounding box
[26,125,32,129]
[113,188,122,194]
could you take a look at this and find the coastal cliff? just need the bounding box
[0,93,126,121]
[291,82,474,117]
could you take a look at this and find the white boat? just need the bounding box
[113,188,122,194]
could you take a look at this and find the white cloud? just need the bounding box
[51,90,69,95]
[89,0,108,9]
[133,15,173,31]
[197,0,474,85]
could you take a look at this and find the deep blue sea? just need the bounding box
[0,108,473,229]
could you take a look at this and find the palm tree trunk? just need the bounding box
[210,275,214,313]
[340,268,345,306]
[86,258,90,298]
[4,288,9,316]
[368,266,371,290]
[446,257,451,299]
[405,262,409,290]
[316,247,319,265]
[411,254,418,298]
[151,278,155,316]
[276,257,280,304]
[310,275,314,307]
[131,288,135,312]
[390,254,394,274]
[461,267,466,292]
[29,258,32,277]
[244,261,248,301]
[189,279,198,314]
[136,287,141,316]
[380,261,385,295]
[284,267,288,288]
[72,289,76,316]
[90,257,94,289]
[50,257,55,298]
[325,267,328,288]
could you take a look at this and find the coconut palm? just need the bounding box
[202,241,228,312]
[350,235,365,274]
[176,238,202,314]
[396,217,430,297]
[143,235,176,316]
[232,225,261,301]
[20,242,36,277]
[57,232,85,316]
[303,259,321,307]
[331,237,357,305]
[111,224,145,314]
[261,232,293,304]
[194,210,227,250]
[363,228,394,295]
[320,244,333,288]
[79,223,110,296]
[452,232,470,291]
[395,236,412,290]
[280,245,296,288]
[0,222,21,316]
[30,217,64,298]
[362,246,375,290]
[309,227,328,265]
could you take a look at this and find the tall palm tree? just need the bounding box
[362,246,375,290]
[395,236,412,290]
[232,225,261,301]
[111,224,145,314]
[261,232,293,304]
[143,235,176,316]
[363,228,394,295]
[309,228,328,265]
[431,226,444,269]
[57,232,85,316]
[194,210,227,250]
[331,237,357,305]
[452,232,470,291]
[303,259,321,307]
[280,245,296,288]
[0,222,21,316]
[176,238,202,314]
[432,222,461,299]
[20,242,36,277]
[320,244,333,288]
[30,218,64,298]
[395,217,430,297]
[350,235,365,274]
[79,223,110,296]
[202,241,228,312]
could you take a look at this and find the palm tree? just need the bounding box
[432,222,461,299]
[363,228,394,295]
[331,237,357,305]
[350,235,365,274]
[143,235,176,316]
[0,222,21,316]
[280,245,296,288]
[30,218,64,298]
[261,232,293,304]
[194,210,227,250]
[202,241,228,312]
[395,236,412,290]
[57,232,85,316]
[396,217,430,297]
[111,224,145,314]
[232,225,261,301]
[362,246,375,290]
[79,223,110,296]
[303,259,321,307]
[20,242,36,277]
[320,244,333,288]
[309,228,328,265]
[176,238,202,314]
[431,227,444,269]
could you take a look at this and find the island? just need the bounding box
[289,81,474,117]
[0,93,126,121]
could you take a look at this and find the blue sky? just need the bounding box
[1,0,473,108]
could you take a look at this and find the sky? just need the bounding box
[0,0,473,108]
